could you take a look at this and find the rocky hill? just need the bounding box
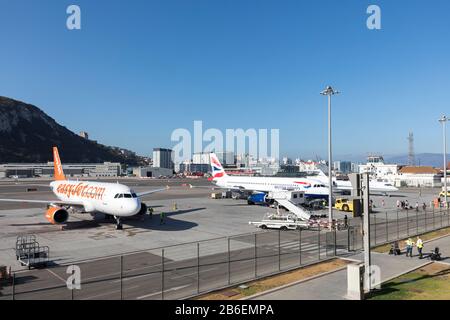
[0,96,143,165]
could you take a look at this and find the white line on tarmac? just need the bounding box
[80,285,140,300]
[137,284,191,300]
[47,269,67,284]
[170,267,218,280]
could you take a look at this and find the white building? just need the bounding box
[358,156,398,178]
[388,166,442,187]
[133,166,173,178]
[0,162,121,178]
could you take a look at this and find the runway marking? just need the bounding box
[137,284,191,300]
[80,285,140,300]
[170,266,218,280]
[47,269,67,284]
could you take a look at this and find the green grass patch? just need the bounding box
[367,263,450,300]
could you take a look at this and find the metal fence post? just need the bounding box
[441,208,443,228]
[425,208,428,232]
[254,233,257,278]
[318,227,321,261]
[161,249,165,301]
[12,272,15,301]
[448,206,450,227]
[433,207,436,230]
[120,255,123,300]
[385,211,389,243]
[227,237,231,285]
[299,229,302,265]
[396,210,399,240]
[374,215,377,245]
[334,228,337,256]
[197,243,200,294]
[278,230,281,271]
[416,210,419,235]
[347,226,350,252]
[406,210,409,236]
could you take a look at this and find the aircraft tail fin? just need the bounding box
[53,147,66,181]
[209,153,228,180]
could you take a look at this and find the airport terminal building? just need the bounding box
[0,162,122,178]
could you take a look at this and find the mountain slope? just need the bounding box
[0,96,141,164]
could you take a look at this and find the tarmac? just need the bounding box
[0,177,447,300]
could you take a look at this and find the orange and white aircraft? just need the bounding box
[0,147,168,230]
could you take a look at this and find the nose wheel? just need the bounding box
[114,216,123,230]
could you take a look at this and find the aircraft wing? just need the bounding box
[0,198,85,207]
[136,186,170,197]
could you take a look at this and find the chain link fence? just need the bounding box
[1,206,449,300]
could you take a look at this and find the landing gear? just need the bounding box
[114,216,123,230]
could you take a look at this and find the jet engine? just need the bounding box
[45,206,69,224]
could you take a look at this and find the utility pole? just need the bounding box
[439,115,448,207]
[321,86,340,229]
[362,173,371,292]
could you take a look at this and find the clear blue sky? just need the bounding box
[0,0,449,160]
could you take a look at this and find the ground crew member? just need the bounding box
[148,207,154,219]
[160,212,165,225]
[405,238,414,257]
[416,237,424,259]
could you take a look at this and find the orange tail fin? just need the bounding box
[53,147,66,181]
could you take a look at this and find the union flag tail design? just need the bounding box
[209,153,228,180]
[53,147,66,181]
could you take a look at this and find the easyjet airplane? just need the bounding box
[0,147,168,230]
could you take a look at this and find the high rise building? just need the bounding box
[216,151,235,166]
[333,161,352,174]
[153,148,173,169]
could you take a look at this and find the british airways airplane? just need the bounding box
[208,153,330,200]
[0,147,168,230]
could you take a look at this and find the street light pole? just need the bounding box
[321,86,340,229]
[439,115,449,207]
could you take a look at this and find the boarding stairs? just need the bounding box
[268,191,311,221]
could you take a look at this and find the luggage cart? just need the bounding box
[15,235,50,269]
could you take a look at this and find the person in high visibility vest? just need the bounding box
[416,237,424,259]
[148,207,154,219]
[405,238,414,257]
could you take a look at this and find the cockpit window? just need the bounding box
[124,194,132,198]
[114,194,118,198]
[118,194,123,198]
[131,193,137,198]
